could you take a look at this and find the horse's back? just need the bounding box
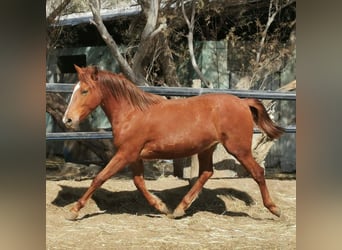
[142,93,252,137]
[137,93,253,159]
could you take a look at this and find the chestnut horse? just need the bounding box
[63,65,284,220]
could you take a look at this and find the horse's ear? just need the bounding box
[74,64,83,74]
[90,66,99,81]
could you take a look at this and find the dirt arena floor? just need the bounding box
[46,171,296,249]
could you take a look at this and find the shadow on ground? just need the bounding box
[51,183,256,219]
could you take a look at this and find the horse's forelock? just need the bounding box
[77,66,99,89]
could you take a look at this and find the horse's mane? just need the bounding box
[81,67,163,111]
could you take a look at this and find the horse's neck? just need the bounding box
[100,98,134,127]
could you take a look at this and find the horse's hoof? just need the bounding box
[166,213,175,219]
[168,207,185,219]
[153,196,171,215]
[270,206,281,217]
[65,209,79,221]
[159,204,172,215]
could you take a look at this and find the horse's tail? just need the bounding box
[245,98,285,139]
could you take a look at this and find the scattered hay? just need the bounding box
[46,178,296,249]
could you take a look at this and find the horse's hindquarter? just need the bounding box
[138,94,249,159]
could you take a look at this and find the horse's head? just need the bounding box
[63,65,102,129]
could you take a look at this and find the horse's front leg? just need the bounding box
[66,151,131,220]
[169,146,215,219]
[131,160,171,215]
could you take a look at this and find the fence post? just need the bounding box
[189,79,202,180]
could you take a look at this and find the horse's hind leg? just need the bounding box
[223,139,281,217]
[131,160,171,215]
[170,146,216,219]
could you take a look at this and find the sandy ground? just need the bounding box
[46,174,296,249]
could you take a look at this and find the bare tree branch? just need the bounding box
[139,0,160,40]
[150,22,167,38]
[181,0,210,87]
[47,0,71,25]
[132,0,164,84]
[256,0,295,64]
[89,0,148,85]
[157,32,182,87]
[89,0,169,86]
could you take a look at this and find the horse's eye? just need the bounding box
[81,89,89,95]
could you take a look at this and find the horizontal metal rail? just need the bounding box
[46,83,296,100]
[46,126,296,141]
[46,83,296,140]
[46,131,114,140]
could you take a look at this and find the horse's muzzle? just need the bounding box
[63,116,74,128]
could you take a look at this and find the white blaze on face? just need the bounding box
[63,82,80,123]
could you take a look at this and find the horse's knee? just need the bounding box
[92,174,106,187]
[252,167,265,184]
[132,177,145,192]
[233,151,266,183]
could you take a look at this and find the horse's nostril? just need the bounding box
[63,117,73,126]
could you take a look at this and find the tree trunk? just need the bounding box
[132,0,169,85]
[157,32,181,87]
[181,0,210,87]
[89,0,167,86]
[89,0,147,85]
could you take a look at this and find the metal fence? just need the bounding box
[46,83,296,140]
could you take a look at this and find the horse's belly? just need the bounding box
[139,138,218,160]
